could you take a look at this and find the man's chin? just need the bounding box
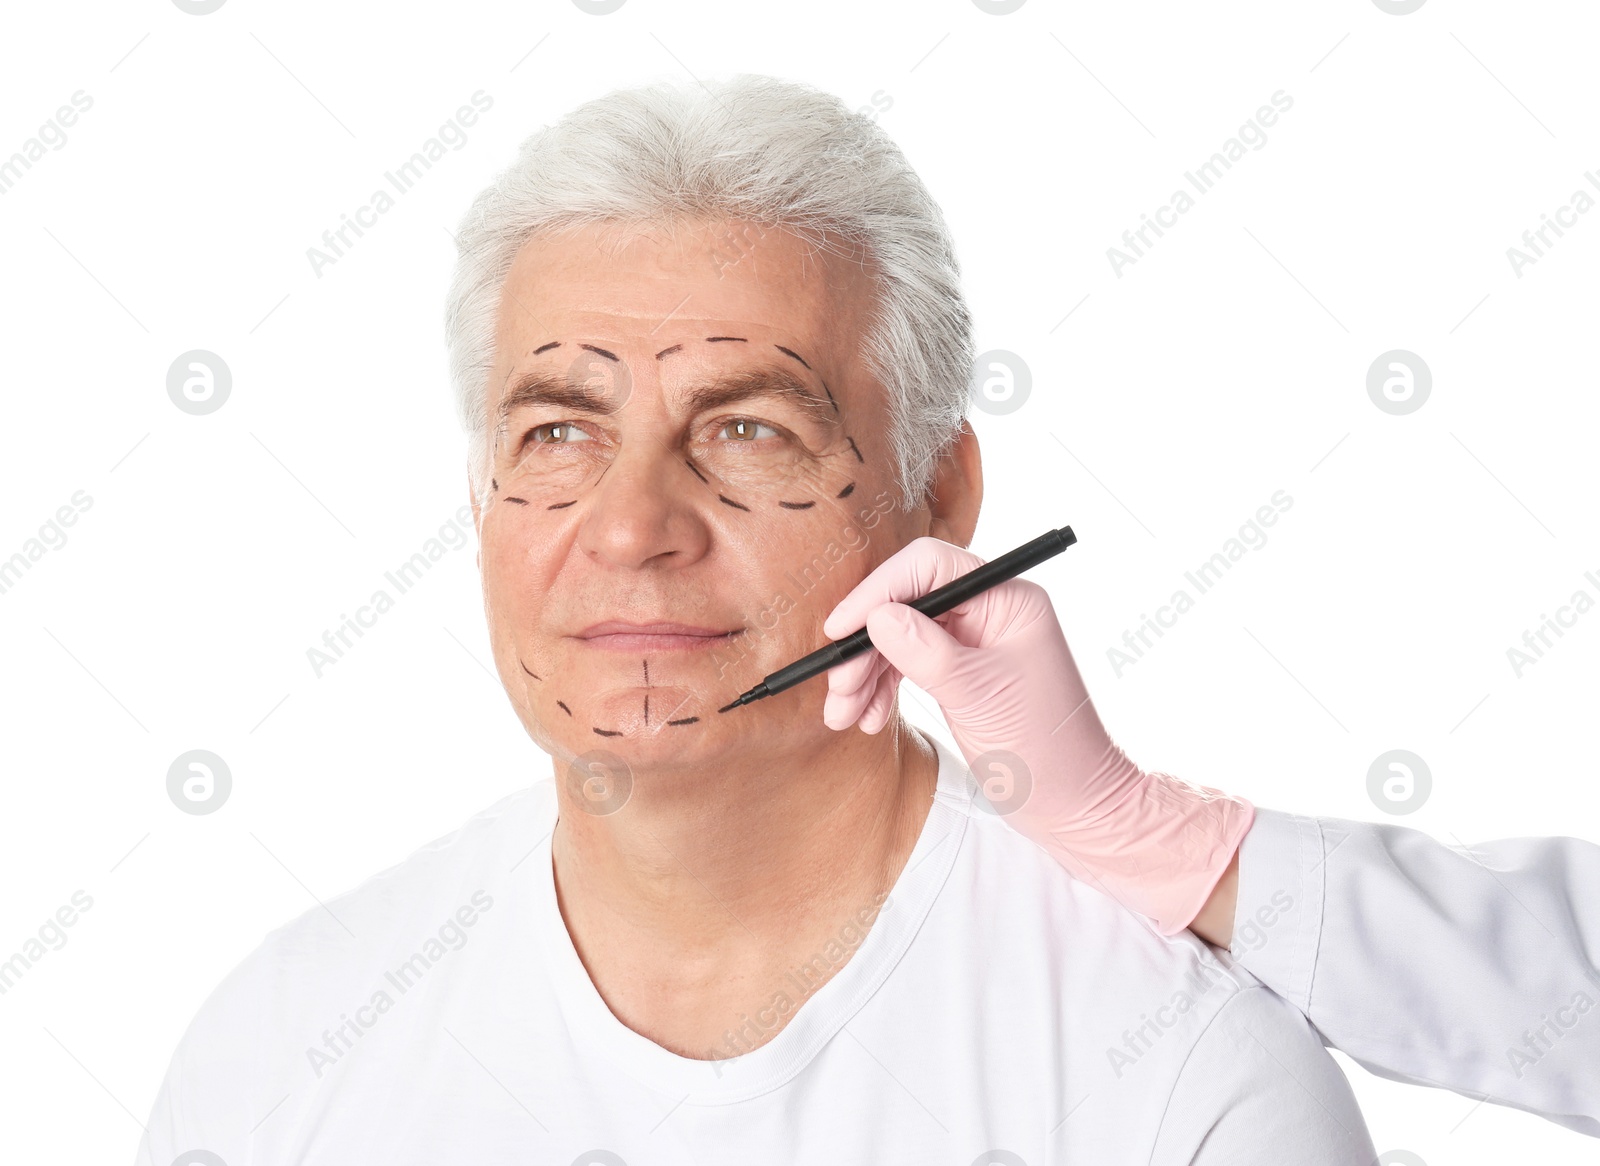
[541,681,715,743]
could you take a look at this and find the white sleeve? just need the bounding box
[1150,983,1375,1166]
[1229,808,1600,1137]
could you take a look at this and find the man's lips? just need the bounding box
[572,621,742,651]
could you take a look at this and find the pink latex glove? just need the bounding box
[821,535,1252,936]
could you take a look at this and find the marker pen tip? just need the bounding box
[718,682,769,713]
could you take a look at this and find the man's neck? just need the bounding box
[548,717,941,1058]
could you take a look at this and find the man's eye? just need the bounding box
[717,418,780,442]
[528,422,593,446]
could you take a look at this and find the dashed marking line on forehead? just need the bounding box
[655,344,682,360]
[580,343,619,361]
[532,341,561,356]
[505,496,530,506]
[707,336,748,343]
[667,716,699,726]
[593,727,623,738]
[820,380,838,414]
[774,345,810,370]
[778,500,815,510]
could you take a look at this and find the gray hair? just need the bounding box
[444,73,972,513]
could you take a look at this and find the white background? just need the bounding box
[1,0,1596,1162]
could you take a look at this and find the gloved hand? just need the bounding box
[821,535,1252,936]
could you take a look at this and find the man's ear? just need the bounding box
[926,419,982,548]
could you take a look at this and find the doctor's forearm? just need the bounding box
[1187,847,1239,948]
[1224,809,1600,1137]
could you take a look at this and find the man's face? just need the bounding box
[474,217,917,778]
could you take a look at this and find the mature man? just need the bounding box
[136,75,1372,1164]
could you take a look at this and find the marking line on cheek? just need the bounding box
[557,701,573,716]
[820,380,838,414]
[593,727,623,737]
[845,435,864,464]
[684,459,709,485]
[837,481,855,498]
[520,660,541,680]
[655,344,682,360]
[778,500,815,510]
[546,500,576,510]
[717,494,751,512]
[505,496,530,506]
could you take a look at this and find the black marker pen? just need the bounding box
[717,524,1077,713]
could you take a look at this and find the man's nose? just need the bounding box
[576,428,711,569]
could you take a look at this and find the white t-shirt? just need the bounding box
[136,731,1373,1165]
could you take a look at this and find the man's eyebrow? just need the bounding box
[497,370,616,423]
[677,364,837,422]
[496,364,838,423]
